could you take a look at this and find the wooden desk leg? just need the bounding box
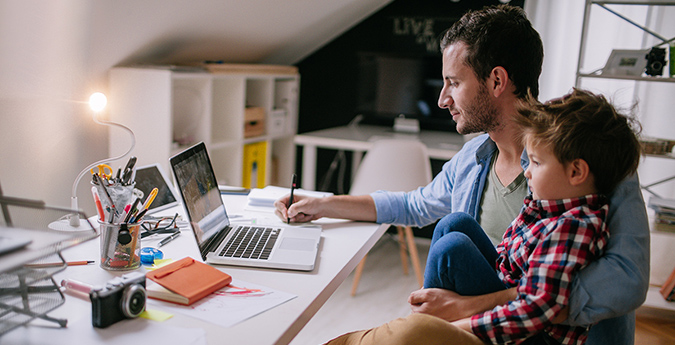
[404,226,424,288]
[351,256,367,296]
[397,226,409,275]
[301,143,317,190]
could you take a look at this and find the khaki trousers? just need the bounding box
[324,314,488,345]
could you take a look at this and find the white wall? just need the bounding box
[0,0,391,215]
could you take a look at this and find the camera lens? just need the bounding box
[121,284,146,318]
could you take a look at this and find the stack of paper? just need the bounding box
[247,186,332,209]
[649,196,675,232]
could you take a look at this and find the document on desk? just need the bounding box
[147,278,296,328]
[246,185,333,211]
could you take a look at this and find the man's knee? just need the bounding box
[437,212,475,231]
[325,314,485,345]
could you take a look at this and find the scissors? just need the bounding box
[90,164,114,180]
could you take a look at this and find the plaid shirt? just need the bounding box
[471,194,609,345]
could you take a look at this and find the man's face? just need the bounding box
[438,42,500,135]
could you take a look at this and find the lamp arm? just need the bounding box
[70,119,136,199]
[69,118,135,226]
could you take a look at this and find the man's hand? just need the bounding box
[273,194,378,223]
[408,287,518,322]
[273,194,323,223]
[409,288,478,322]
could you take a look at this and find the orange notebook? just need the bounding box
[146,257,232,305]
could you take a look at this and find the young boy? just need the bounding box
[327,88,642,345]
[421,88,642,344]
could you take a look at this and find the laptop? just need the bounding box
[133,164,180,214]
[169,142,321,271]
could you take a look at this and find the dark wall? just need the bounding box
[294,0,525,193]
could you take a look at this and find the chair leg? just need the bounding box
[396,226,409,275]
[351,255,368,296]
[404,226,424,288]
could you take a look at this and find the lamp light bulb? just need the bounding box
[89,92,107,112]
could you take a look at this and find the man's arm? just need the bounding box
[274,194,377,223]
[408,287,517,322]
[567,175,650,325]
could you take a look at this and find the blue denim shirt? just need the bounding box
[372,134,650,345]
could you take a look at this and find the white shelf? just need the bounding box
[108,65,299,188]
[578,73,675,83]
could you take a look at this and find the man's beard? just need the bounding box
[454,84,501,135]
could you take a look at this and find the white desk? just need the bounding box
[294,124,466,190]
[3,194,388,345]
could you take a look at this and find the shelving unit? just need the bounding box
[108,64,299,188]
[0,196,98,335]
[576,0,675,312]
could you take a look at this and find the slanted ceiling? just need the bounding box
[88,0,394,66]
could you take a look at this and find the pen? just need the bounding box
[91,187,105,222]
[95,174,116,223]
[121,156,137,185]
[287,173,297,224]
[131,209,148,224]
[142,187,158,210]
[158,232,180,247]
[26,260,95,268]
[124,197,141,223]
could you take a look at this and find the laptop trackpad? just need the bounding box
[280,238,316,252]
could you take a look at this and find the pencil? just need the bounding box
[25,260,95,268]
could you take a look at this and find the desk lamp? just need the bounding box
[66,92,136,229]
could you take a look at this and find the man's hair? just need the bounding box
[440,5,543,99]
[515,88,642,195]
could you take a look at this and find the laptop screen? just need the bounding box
[170,142,230,246]
[133,164,179,213]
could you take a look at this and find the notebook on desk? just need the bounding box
[169,142,321,271]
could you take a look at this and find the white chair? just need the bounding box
[349,139,432,296]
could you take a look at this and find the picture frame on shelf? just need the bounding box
[601,49,648,77]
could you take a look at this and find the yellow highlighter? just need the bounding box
[142,187,159,210]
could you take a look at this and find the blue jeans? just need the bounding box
[425,212,558,344]
[424,212,506,294]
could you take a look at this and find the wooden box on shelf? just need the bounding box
[244,107,266,138]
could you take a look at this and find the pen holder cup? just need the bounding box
[93,182,137,223]
[99,222,141,271]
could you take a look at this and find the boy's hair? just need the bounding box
[515,88,642,195]
[440,5,543,99]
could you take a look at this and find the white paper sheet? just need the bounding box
[147,278,297,328]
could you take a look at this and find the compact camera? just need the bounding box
[90,271,147,328]
[645,47,667,76]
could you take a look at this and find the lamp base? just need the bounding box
[48,218,97,232]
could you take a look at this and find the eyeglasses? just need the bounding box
[140,213,179,239]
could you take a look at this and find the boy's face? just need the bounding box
[524,138,575,201]
[438,42,500,135]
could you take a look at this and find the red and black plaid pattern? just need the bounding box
[472,194,609,345]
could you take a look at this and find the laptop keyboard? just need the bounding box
[218,226,280,260]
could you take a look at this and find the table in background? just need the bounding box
[4,194,388,345]
[294,124,466,190]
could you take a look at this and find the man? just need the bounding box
[275,5,649,344]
